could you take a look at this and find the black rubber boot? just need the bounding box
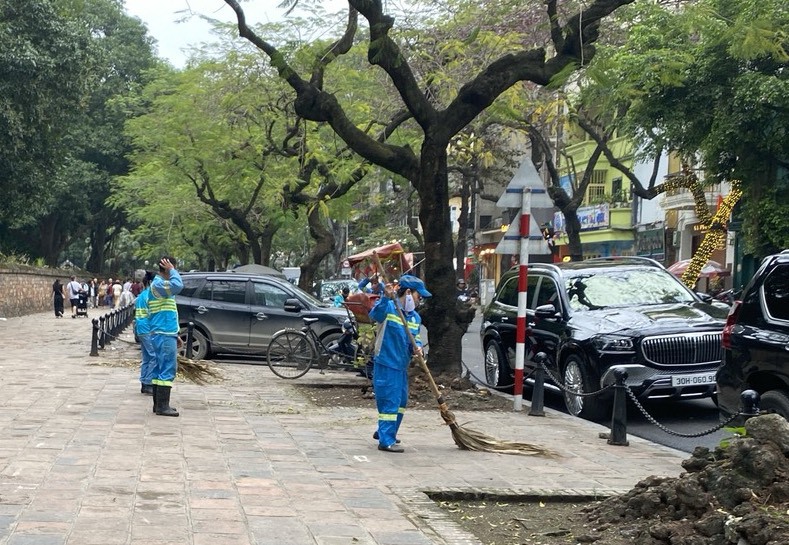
[152,384,159,413]
[155,386,179,417]
[141,384,153,396]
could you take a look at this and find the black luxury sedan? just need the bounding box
[481,257,729,420]
[717,250,789,422]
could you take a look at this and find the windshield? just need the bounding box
[291,283,328,307]
[566,269,696,311]
[319,280,359,300]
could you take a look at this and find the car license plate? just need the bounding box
[671,372,716,387]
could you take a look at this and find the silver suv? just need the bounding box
[176,271,348,360]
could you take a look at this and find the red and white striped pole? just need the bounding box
[513,189,532,411]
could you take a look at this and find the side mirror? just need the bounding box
[696,292,713,303]
[283,298,303,312]
[534,303,559,320]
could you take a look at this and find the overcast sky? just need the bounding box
[123,0,283,67]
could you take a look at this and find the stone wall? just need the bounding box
[0,267,84,318]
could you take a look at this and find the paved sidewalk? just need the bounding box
[0,312,690,545]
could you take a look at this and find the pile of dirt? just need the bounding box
[439,414,789,545]
[580,413,789,545]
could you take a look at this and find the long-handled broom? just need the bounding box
[372,252,555,457]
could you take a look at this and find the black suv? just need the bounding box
[481,257,728,420]
[717,250,789,422]
[176,271,348,360]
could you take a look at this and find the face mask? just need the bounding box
[404,293,416,312]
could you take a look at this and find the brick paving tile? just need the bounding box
[0,312,691,545]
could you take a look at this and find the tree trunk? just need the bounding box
[87,221,108,273]
[299,205,336,291]
[455,173,472,281]
[37,215,60,267]
[257,221,278,266]
[416,139,468,377]
[561,207,584,261]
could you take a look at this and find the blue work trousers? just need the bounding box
[373,364,408,448]
[151,334,178,386]
[139,334,156,385]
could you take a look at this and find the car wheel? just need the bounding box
[484,341,512,389]
[179,327,210,360]
[760,390,789,420]
[562,355,606,421]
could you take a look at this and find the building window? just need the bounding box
[480,215,492,229]
[585,170,608,205]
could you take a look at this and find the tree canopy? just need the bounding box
[581,0,789,255]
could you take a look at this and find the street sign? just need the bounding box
[496,159,553,209]
[495,212,552,255]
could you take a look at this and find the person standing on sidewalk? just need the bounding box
[149,257,183,417]
[52,279,65,317]
[135,272,155,396]
[368,274,430,453]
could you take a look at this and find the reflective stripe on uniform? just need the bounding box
[150,281,174,298]
[385,314,404,325]
[378,412,398,421]
[148,298,177,313]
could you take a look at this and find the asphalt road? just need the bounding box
[461,311,729,454]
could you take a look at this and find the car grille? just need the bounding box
[641,332,723,366]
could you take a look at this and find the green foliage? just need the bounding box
[0,0,95,223]
[0,0,158,269]
[581,0,789,256]
[719,426,747,449]
[741,197,789,256]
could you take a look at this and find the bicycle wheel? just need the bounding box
[267,330,316,379]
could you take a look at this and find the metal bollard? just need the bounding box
[110,309,118,338]
[185,322,194,359]
[607,367,630,446]
[90,318,100,357]
[99,315,106,348]
[106,313,114,345]
[529,352,547,417]
[740,389,760,421]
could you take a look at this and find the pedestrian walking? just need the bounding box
[112,279,122,309]
[135,272,155,396]
[52,279,65,317]
[149,257,183,417]
[368,274,431,453]
[66,276,83,319]
[89,278,98,308]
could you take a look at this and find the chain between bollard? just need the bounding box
[459,359,524,390]
[624,383,744,438]
[539,358,614,398]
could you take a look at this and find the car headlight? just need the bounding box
[592,335,635,352]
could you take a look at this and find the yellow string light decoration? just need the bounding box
[653,166,742,288]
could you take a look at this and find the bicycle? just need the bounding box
[266,302,374,379]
